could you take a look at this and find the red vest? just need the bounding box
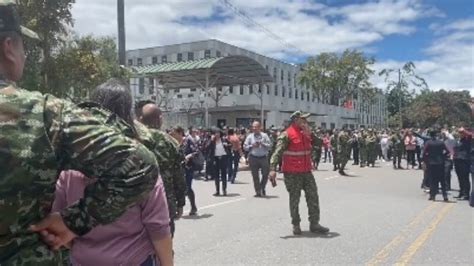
[281,123,313,173]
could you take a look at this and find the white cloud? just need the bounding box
[71,0,472,92]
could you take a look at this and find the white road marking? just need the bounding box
[325,175,339,180]
[184,198,247,213]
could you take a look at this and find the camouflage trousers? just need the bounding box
[339,151,350,170]
[283,172,320,225]
[332,151,339,166]
[367,144,377,164]
[359,146,367,166]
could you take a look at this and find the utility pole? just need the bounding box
[117,0,126,66]
[398,68,402,129]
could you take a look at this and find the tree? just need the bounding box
[406,89,472,128]
[379,62,428,128]
[48,35,129,101]
[298,49,375,106]
[17,0,76,92]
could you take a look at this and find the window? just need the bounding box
[152,56,158,64]
[294,74,297,87]
[330,123,336,129]
[249,85,253,94]
[216,50,221,57]
[137,58,143,66]
[307,92,310,102]
[258,84,262,94]
[266,85,270,95]
[174,89,180,93]
[321,123,327,129]
[148,78,154,94]
[289,88,292,98]
[282,86,286,97]
[274,85,279,96]
[295,90,298,99]
[128,59,133,66]
[177,53,183,62]
[281,69,284,80]
[188,52,194,61]
[265,65,269,71]
[240,85,244,95]
[301,91,304,100]
[188,94,194,98]
[138,78,145,94]
[204,50,211,58]
[161,55,167,63]
[229,86,234,94]
[190,88,196,92]
[273,67,277,78]
[288,72,291,84]
[177,94,183,99]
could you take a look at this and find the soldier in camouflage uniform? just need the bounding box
[0,3,159,264]
[337,128,352,176]
[359,129,368,167]
[311,128,323,170]
[135,100,187,237]
[366,128,378,167]
[269,111,329,235]
[330,129,340,171]
[391,130,405,169]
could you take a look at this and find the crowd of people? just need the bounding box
[0,2,472,265]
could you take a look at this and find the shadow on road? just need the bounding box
[280,231,341,240]
[231,181,250,185]
[262,195,279,199]
[222,193,241,197]
[182,213,214,220]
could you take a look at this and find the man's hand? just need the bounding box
[176,207,183,220]
[30,212,77,250]
[252,142,260,148]
[269,170,277,181]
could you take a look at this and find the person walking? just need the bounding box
[380,131,390,162]
[366,129,377,167]
[453,128,471,200]
[351,130,360,165]
[244,121,272,197]
[405,130,417,169]
[269,111,329,235]
[227,128,242,183]
[330,129,340,171]
[391,130,404,169]
[423,129,451,201]
[183,127,199,215]
[323,132,331,163]
[338,128,352,176]
[209,128,232,196]
[359,129,368,167]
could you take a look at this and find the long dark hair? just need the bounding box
[90,78,134,127]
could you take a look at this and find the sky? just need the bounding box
[71,0,473,93]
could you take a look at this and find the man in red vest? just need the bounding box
[269,111,330,235]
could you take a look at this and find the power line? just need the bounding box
[218,0,309,56]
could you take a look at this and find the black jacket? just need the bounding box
[453,136,471,161]
[423,139,449,165]
[207,137,231,158]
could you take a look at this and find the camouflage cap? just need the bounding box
[0,0,39,40]
[290,110,310,120]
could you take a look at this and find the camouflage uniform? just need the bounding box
[270,132,321,226]
[0,87,159,265]
[135,123,187,223]
[311,130,323,167]
[330,133,340,170]
[359,131,368,167]
[366,130,378,166]
[337,130,352,172]
[391,133,404,168]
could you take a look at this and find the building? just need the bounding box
[127,39,387,129]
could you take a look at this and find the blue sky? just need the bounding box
[72,0,473,92]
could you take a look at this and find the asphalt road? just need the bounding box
[173,160,473,266]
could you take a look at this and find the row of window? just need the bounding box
[129,50,223,66]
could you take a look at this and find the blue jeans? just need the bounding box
[140,255,157,266]
[186,168,197,210]
[227,151,240,183]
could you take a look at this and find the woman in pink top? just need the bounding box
[322,133,331,163]
[404,130,417,169]
[52,170,172,266]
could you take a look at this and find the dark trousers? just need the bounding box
[213,156,228,193]
[352,147,359,164]
[454,159,471,196]
[324,147,331,162]
[406,150,416,167]
[249,154,269,194]
[227,151,240,183]
[428,164,447,197]
[415,146,422,167]
[393,150,402,167]
[185,168,197,210]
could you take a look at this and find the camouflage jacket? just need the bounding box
[337,131,351,154]
[135,122,187,219]
[0,87,158,265]
[330,134,339,152]
[390,134,404,151]
[270,130,319,170]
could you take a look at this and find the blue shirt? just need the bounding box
[244,132,272,157]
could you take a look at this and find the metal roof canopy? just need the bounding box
[131,55,274,89]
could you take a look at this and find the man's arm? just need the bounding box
[270,132,289,171]
[46,97,159,237]
[261,133,272,149]
[243,134,253,151]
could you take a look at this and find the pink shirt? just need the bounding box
[52,170,170,266]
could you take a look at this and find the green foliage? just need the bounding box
[406,89,472,128]
[297,49,376,106]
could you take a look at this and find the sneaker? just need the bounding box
[189,208,197,216]
[223,191,227,196]
[213,192,220,197]
[254,193,262,198]
[262,190,266,196]
[309,224,330,234]
[443,196,449,202]
[428,196,435,201]
[293,224,302,235]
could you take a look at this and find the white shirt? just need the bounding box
[215,141,227,157]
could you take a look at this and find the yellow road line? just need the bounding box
[394,203,454,266]
[366,202,438,266]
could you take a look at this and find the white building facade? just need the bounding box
[127,39,387,129]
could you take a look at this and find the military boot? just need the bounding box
[338,169,347,176]
[310,223,330,234]
[293,224,302,235]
